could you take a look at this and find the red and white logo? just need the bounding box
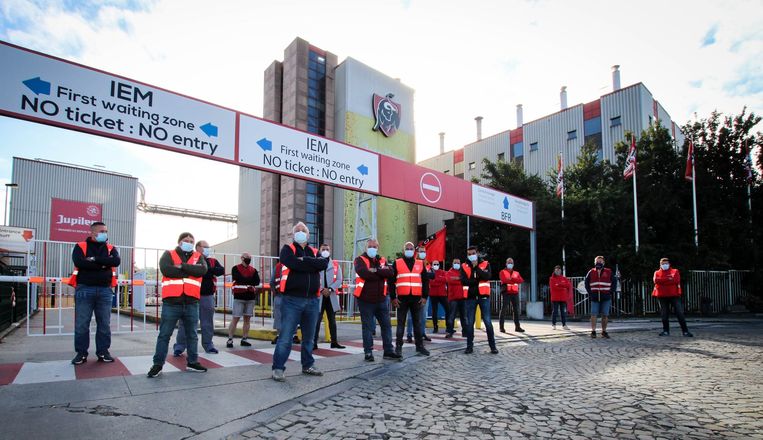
[420,172,442,204]
[372,93,401,137]
[86,205,100,217]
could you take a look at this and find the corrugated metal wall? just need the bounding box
[463,131,510,184]
[600,84,649,162]
[523,105,585,181]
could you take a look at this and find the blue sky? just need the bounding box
[1,0,761,249]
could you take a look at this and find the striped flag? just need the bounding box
[685,141,695,181]
[555,154,564,198]
[623,135,637,180]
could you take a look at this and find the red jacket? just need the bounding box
[429,269,447,296]
[445,269,464,301]
[549,274,572,302]
[652,268,681,297]
[499,269,523,295]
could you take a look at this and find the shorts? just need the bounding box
[233,299,255,317]
[590,299,611,317]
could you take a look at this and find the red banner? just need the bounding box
[418,226,446,264]
[49,198,102,242]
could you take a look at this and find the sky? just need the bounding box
[0,0,761,250]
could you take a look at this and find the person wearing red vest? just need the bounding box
[70,221,120,366]
[445,258,466,338]
[584,256,616,339]
[653,258,693,337]
[226,252,261,348]
[147,232,208,378]
[174,240,225,356]
[549,265,572,330]
[499,257,525,333]
[460,245,498,354]
[390,241,430,357]
[428,260,448,334]
[353,238,400,362]
[272,222,329,382]
[313,243,346,350]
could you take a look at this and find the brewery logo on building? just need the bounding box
[86,205,100,217]
[372,93,401,137]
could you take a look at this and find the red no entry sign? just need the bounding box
[420,172,442,204]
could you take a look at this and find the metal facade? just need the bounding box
[463,131,510,184]
[523,105,585,180]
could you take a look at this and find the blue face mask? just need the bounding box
[180,241,194,252]
[294,231,308,244]
[404,250,415,258]
[366,247,378,258]
[202,248,211,257]
[95,232,108,243]
[467,254,478,262]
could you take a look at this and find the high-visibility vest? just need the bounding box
[278,244,321,297]
[67,242,117,288]
[232,263,258,293]
[354,256,388,298]
[462,261,491,296]
[394,258,424,296]
[587,268,613,295]
[161,250,202,299]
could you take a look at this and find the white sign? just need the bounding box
[0,225,35,254]
[238,115,380,192]
[0,42,236,160]
[471,185,534,229]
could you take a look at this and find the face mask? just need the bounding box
[432,264,440,270]
[321,250,330,258]
[180,242,194,253]
[366,248,378,258]
[661,264,670,270]
[452,263,461,270]
[467,254,478,262]
[404,250,414,258]
[243,257,252,265]
[595,263,604,269]
[554,270,562,276]
[418,252,426,259]
[506,264,514,270]
[294,231,308,244]
[202,247,211,257]
[95,232,108,243]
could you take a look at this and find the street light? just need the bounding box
[4,183,18,226]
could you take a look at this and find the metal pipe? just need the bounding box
[475,116,483,141]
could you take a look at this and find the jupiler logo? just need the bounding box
[372,93,401,137]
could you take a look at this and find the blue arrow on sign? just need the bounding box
[503,196,510,210]
[357,164,369,175]
[257,138,272,151]
[22,77,51,95]
[199,122,218,137]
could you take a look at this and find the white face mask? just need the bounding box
[321,250,330,258]
[180,241,194,252]
[467,254,478,262]
[202,247,211,257]
[452,263,461,270]
[366,247,378,258]
[554,270,562,276]
[404,249,415,258]
[418,252,426,259]
[506,263,514,270]
[661,263,670,270]
[294,231,308,244]
[432,264,440,270]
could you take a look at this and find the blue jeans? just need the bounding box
[591,299,612,317]
[464,297,496,350]
[406,297,429,337]
[358,297,394,354]
[552,301,567,326]
[152,302,199,365]
[272,295,320,371]
[74,285,114,356]
[175,295,216,353]
[446,299,466,335]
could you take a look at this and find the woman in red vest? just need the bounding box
[653,258,693,337]
[549,265,572,330]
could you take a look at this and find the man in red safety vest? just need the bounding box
[584,256,616,339]
[70,221,120,366]
[147,232,208,378]
[390,241,430,357]
[460,245,498,355]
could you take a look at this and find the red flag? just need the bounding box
[555,153,564,198]
[685,141,694,181]
[418,226,446,263]
[623,135,637,180]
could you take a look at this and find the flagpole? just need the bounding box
[560,152,566,275]
[691,142,699,249]
[633,168,639,253]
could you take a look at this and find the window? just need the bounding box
[530,142,538,152]
[512,142,523,158]
[648,115,653,126]
[610,116,622,127]
[468,162,476,170]
[497,152,505,162]
[567,130,577,140]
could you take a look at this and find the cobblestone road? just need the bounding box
[236,324,763,439]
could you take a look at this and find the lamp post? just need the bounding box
[4,183,18,226]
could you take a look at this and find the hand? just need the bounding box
[87,257,95,262]
[418,298,427,306]
[391,299,400,308]
[368,268,377,273]
[321,288,331,297]
[175,264,182,269]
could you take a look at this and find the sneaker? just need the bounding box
[364,353,375,362]
[515,328,525,333]
[423,335,432,342]
[395,346,403,356]
[602,331,610,339]
[500,328,507,333]
[444,333,453,339]
[562,325,570,330]
[416,347,430,356]
[552,325,557,330]
[683,331,694,337]
[659,331,670,337]
[71,353,87,365]
[173,350,183,357]
[206,347,219,354]
[406,336,413,344]
[302,366,323,376]
[464,347,473,354]
[331,343,346,349]
[590,331,597,339]
[240,339,252,347]
[186,362,207,373]
[147,364,162,378]
[272,369,285,382]
[226,338,233,348]
[490,348,499,354]
[97,352,115,363]
[383,352,402,361]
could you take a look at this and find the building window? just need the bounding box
[497,152,505,162]
[305,182,324,247]
[584,117,602,150]
[468,162,476,170]
[512,142,524,160]
[567,130,577,140]
[530,142,538,152]
[610,116,622,127]
[648,115,653,126]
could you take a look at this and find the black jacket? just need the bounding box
[159,246,208,304]
[353,254,394,304]
[201,257,225,296]
[389,257,430,300]
[279,242,328,298]
[460,259,491,300]
[232,264,261,301]
[71,237,121,287]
